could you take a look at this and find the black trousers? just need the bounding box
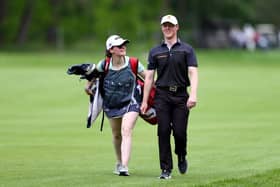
[154,88,189,171]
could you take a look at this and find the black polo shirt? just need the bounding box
[147,40,198,88]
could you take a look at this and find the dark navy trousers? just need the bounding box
[154,88,189,171]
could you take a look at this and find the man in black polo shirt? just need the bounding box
[141,14,198,179]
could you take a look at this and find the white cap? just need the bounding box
[106,35,129,50]
[160,14,178,25]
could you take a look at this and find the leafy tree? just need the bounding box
[0,0,279,48]
[254,0,280,26]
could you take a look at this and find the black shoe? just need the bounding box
[119,171,129,176]
[119,166,130,176]
[159,170,171,179]
[178,156,188,174]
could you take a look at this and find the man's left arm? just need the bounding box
[187,66,198,109]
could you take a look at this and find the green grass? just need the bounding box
[0,50,280,187]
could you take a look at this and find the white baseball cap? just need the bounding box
[160,14,178,25]
[106,35,129,50]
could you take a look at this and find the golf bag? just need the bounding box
[67,63,105,129]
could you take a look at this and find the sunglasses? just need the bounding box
[115,44,126,49]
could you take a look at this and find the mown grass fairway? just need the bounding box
[0,50,280,187]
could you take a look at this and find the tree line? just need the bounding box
[0,0,279,48]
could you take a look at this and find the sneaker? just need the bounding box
[113,163,122,175]
[119,166,130,176]
[159,170,171,179]
[178,156,188,174]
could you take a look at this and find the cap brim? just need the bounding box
[120,39,129,45]
[113,39,129,48]
[161,21,176,25]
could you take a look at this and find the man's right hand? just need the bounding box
[140,102,148,114]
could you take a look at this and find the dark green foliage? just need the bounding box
[0,0,279,48]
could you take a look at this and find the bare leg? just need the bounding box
[120,111,138,167]
[109,118,122,164]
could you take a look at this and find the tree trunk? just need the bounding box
[15,0,33,45]
[160,0,171,15]
[0,0,7,44]
[46,0,60,45]
[176,0,187,27]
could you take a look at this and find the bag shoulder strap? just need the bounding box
[103,57,111,74]
[128,57,138,76]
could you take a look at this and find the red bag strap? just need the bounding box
[103,57,111,74]
[128,57,138,76]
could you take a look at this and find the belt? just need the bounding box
[157,86,186,92]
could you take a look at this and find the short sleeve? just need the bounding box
[96,60,105,72]
[147,50,156,70]
[137,61,145,73]
[187,47,198,67]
